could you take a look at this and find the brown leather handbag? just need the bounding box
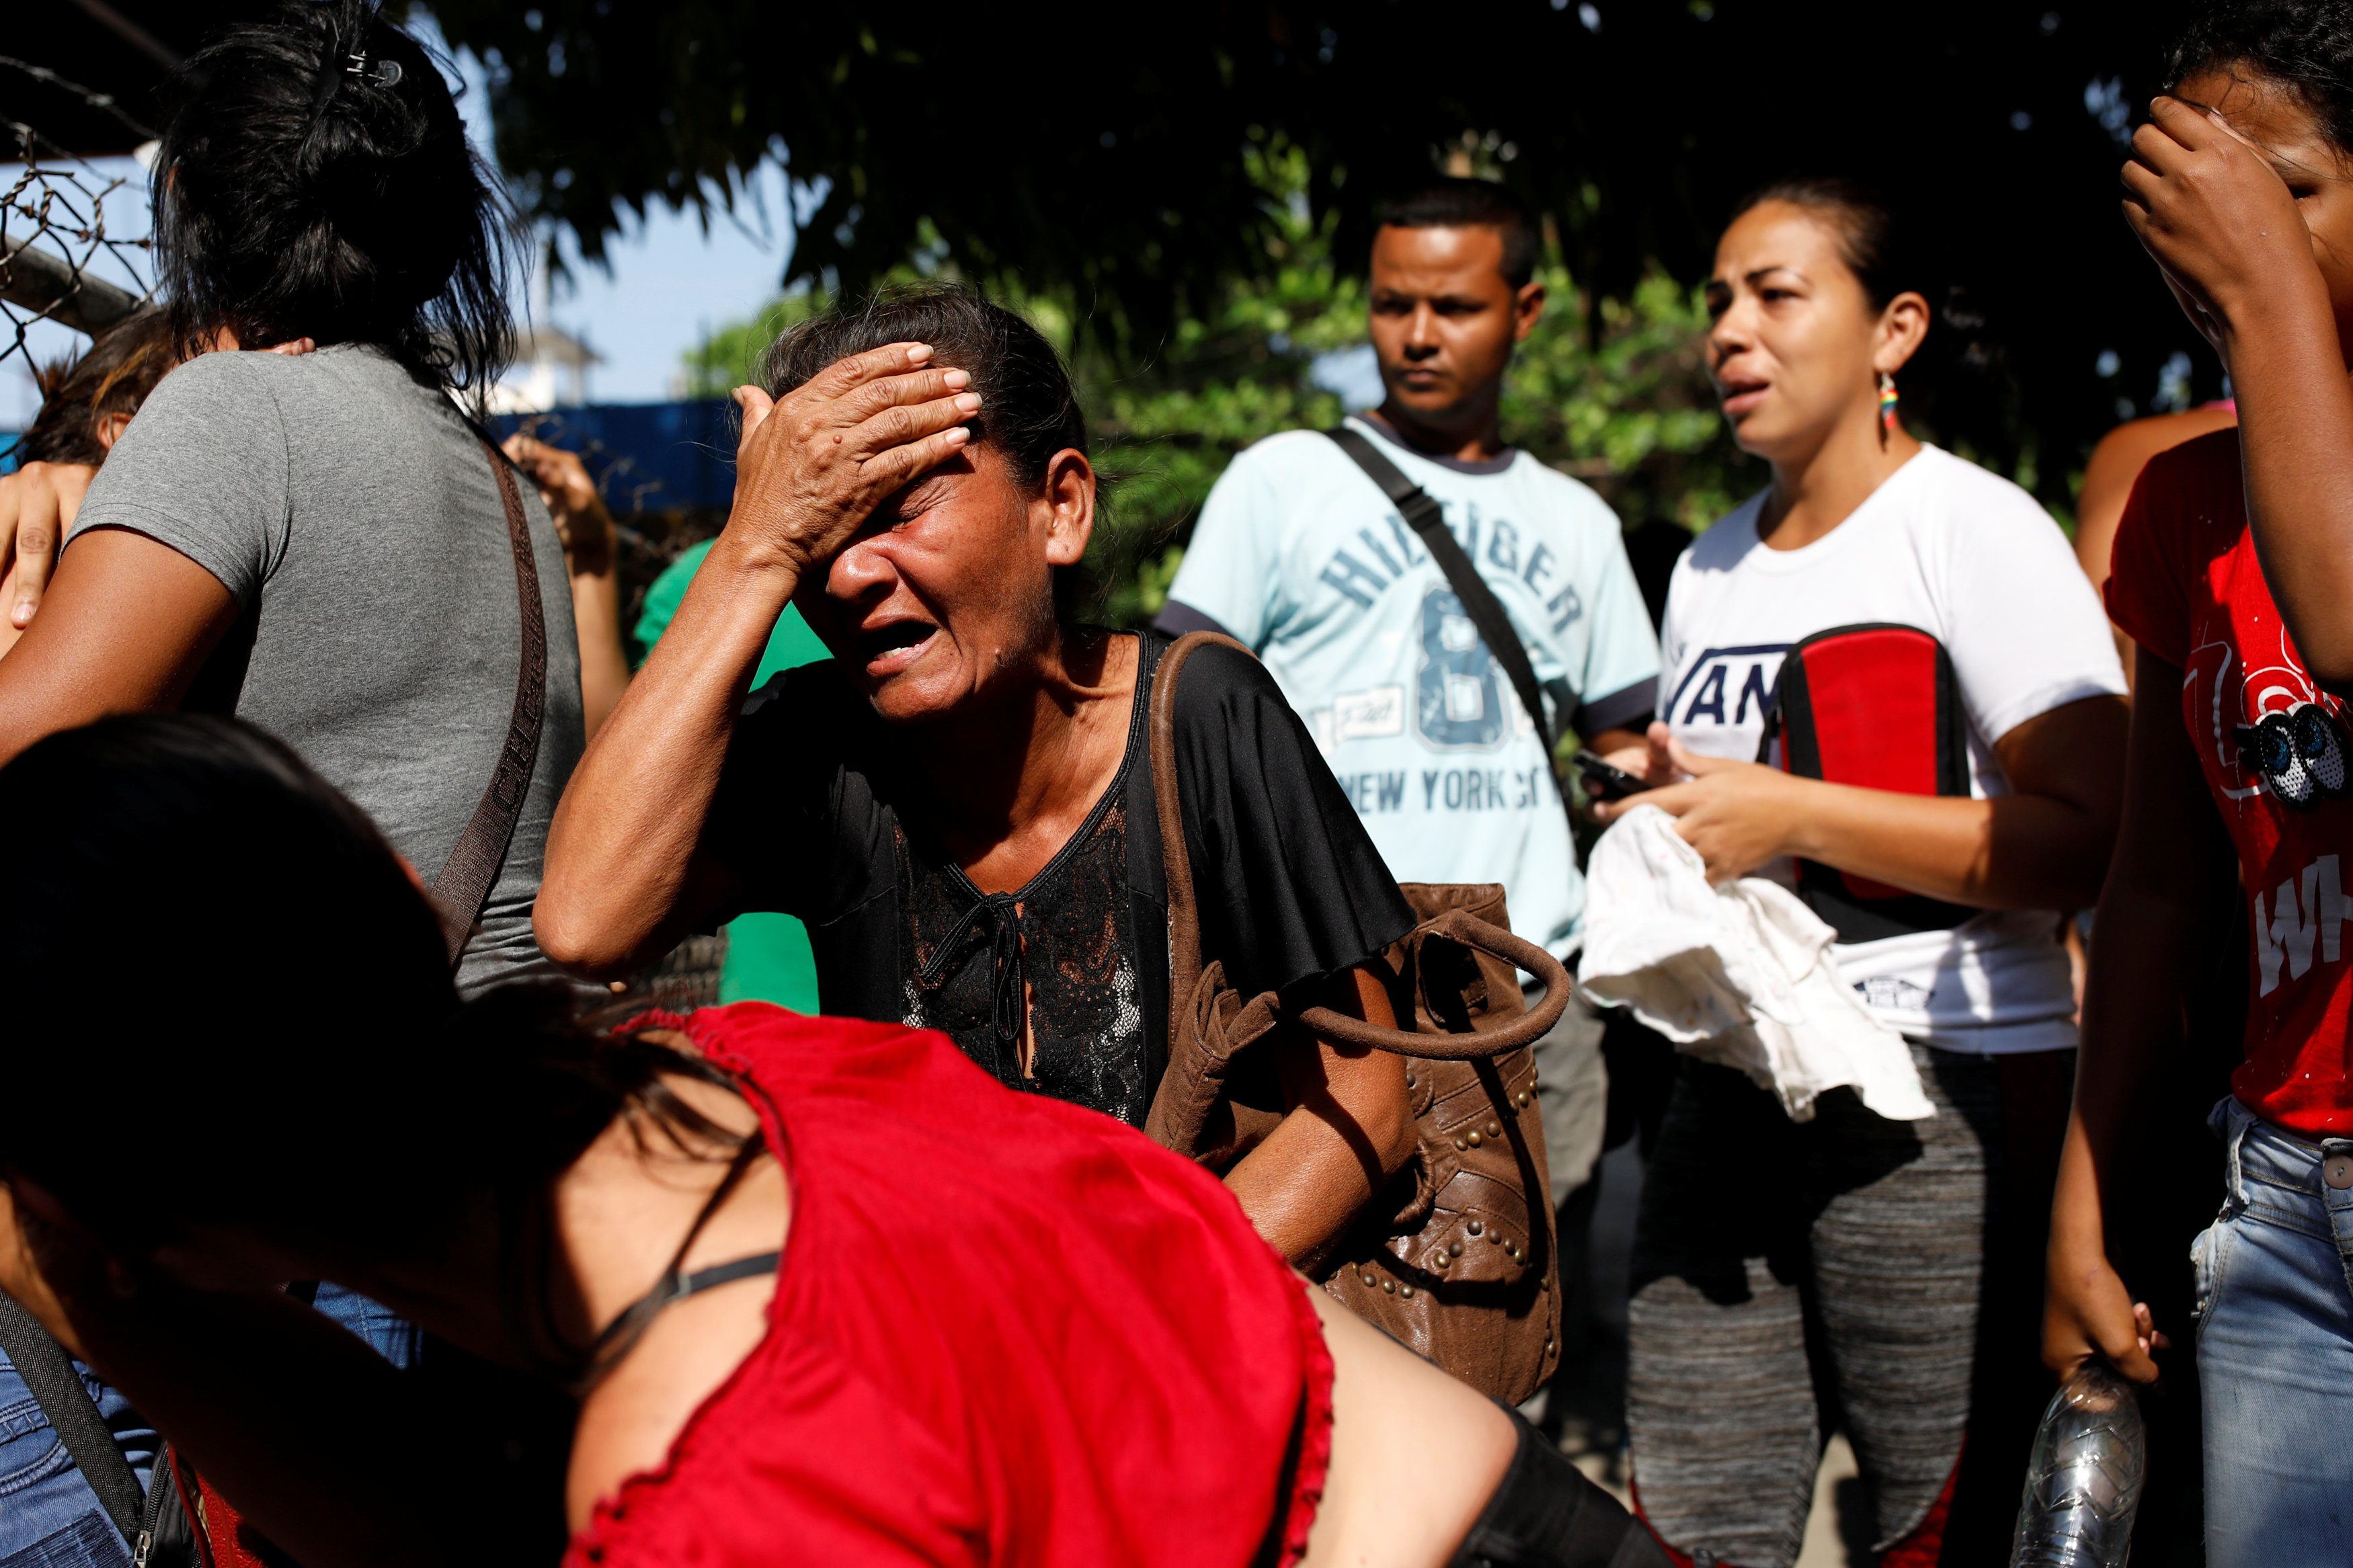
[1143,632,1568,1403]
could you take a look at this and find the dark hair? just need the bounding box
[1378,179,1541,289]
[760,283,1087,494]
[760,283,1092,613]
[0,714,733,1262]
[19,308,176,467]
[154,0,515,404]
[2168,1,2353,150]
[1732,177,1915,312]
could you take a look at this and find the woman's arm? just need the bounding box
[0,462,93,653]
[1304,1281,1517,1568]
[2122,95,2353,680]
[1225,966,1417,1269]
[504,436,633,741]
[0,528,237,766]
[1595,693,2128,909]
[2044,649,2237,1382]
[535,347,978,977]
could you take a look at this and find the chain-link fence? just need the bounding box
[1,56,155,393]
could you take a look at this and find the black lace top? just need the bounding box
[895,688,1154,1122]
[703,631,1414,1126]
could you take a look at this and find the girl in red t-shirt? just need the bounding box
[0,715,1667,1568]
[2048,7,2353,1562]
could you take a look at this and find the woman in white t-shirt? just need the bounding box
[1592,180,2128,1567]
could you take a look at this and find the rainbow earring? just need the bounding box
[1878,372,1899,437]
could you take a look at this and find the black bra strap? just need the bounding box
[671,1252,783,1301]
[575,1139,778,1393]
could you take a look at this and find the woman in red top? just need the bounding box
[2046,6,2353,1563]
[0,714,1665,1568]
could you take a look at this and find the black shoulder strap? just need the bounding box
[0,1292,144,1545]
[429,441,549,971]
[1324,427,1579,821]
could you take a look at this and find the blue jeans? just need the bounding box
[309,1284,422,1368]
[0,1348,157,1568]
[2194,1097,2353,1566]
[0,1288,413,1568]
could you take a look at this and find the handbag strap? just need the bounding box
[428,441,549,970]
[1148,631,1572,1061]
[1291,909,1569,1060]
[1324,425,1579,831]
[0,1292,144,1546]
[1148,630,1241,1016]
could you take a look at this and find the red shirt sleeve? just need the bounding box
[2104,442,2201,667]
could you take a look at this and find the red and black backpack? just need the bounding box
[1754,624,1976,944]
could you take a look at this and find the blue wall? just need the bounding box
[493,399,739,514]
[5,400,740,505]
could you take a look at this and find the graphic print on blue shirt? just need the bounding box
[1314,505,1587,634]
[1419,588,1512,749]
[1667,643,1790,736]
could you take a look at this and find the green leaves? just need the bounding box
[677,296,822,399]
[1503,267,1753,533]
[426,0,2223,529]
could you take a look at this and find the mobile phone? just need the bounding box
[1570,749,1654,801]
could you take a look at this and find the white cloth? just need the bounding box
[1578,806,1933,1123]
[1657,444,2126,1055]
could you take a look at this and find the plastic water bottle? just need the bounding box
[2009,1360,2147,1567]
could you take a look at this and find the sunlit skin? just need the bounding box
[1366,224,1544,464]
[1591,202,2124,914]
[2044,64,2353,1386]
[2132,70,2353,359]
[0,464,91,653]
[797,444,1093,728]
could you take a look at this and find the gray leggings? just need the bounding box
[1625,1043,2063,1568]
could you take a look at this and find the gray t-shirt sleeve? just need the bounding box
[69,352,292,608]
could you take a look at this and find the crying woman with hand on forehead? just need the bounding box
[536,282,1429,1270]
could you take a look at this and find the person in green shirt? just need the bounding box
[633,536,830,1009]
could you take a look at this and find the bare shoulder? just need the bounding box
[559,1071,792,1532]
[564,1157,791,1531]
[1302,1285,1514,1568]
[2085,407,2238,498]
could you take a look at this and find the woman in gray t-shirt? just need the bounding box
[0,0,582,999]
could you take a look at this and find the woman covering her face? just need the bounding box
[0,714,1661,1568]
[2051,3,2353,1559]
[538,286,1427,1270]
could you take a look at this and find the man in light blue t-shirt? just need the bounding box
[1157,179,1660,1296]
